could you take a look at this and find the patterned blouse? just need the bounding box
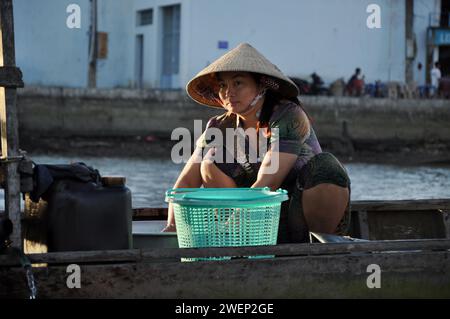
[195,100,322,189]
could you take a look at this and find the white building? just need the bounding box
[13,0,445,89]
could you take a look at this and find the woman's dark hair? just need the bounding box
[258,89,282,131]
[250,73,312,135]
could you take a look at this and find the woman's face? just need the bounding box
[217,72,261,114]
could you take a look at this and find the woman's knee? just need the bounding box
[200,159,215,183]
[302,183,349,233]
[200,159,237,188]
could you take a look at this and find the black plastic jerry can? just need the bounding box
[46,177,132,252]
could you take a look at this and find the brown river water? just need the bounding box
[3,154,447,209]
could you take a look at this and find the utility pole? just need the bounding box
[405,0,414,85]
[88,0,97,88]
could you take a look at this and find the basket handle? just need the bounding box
[165,187,271,199]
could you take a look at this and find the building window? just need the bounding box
[137,9,153,26]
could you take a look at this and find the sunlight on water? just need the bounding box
[346,163,450,201]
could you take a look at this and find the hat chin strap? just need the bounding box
[240,88,266,114]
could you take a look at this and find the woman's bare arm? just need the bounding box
[163,149,203,232]
[251,150,297,190]
[252,106,310,190]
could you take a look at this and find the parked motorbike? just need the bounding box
[289,73,329,96]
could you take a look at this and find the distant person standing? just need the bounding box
[430,62,442,97]
[417,62,426,98]
[417,62,424,85]
[346,68,364,96]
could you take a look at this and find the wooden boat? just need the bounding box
[1,198,450,298]
[1,0,449,300]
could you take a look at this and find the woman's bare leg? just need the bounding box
[200,159,237,188]
[302,183,349,234]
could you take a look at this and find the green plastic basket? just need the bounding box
[165,187,288,261]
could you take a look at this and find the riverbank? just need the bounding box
[17,86,450,165]
[17,87,450,139]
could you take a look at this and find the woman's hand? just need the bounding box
[161,223,176,232]
[163,149,203,233]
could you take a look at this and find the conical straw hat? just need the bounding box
[186,43,299,108]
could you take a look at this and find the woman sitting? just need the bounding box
[163,43,351,243]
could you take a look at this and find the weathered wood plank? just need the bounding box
[1,239,449,266]
[367,210,447,240]
[1,250,449,298]
[0,0,22,249]
[139,238,450,260]
[0,1,15,66]
[442,209,450,239]
[350,199,450,211]
[0,249,142,267]
[0,66,23,88]
[131,199,450,220]
[358,210,370,239]
[133,207,167,220]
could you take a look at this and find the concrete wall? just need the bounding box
[413,0,441,86]
[187,0,406,85]
[96,1,135,88]
[16,87,450,145]
[13,0,91,87]
[16,87,220,137]
[13,0,134,88]
[133,0,157,88]
[132,0,189,89]
[14,0,413,89]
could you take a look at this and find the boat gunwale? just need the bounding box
[132,198,450,220]
[1,238,450,267]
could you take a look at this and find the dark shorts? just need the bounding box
[279,152,351,243]
[215,152,351,243]
[214,158,260,188]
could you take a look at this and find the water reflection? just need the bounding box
[345,163,450,200]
